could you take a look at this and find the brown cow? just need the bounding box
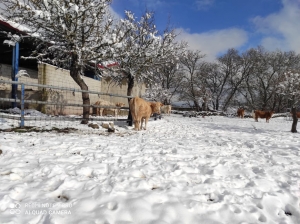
[93,100,125,117]
[254,110,274,123]
[290,112,300,118]
[161,105,172,116]
[129,97,163,131]
[237,108,245,118]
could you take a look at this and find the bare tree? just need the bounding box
[204,62,229,110]
[1,0,122,123]
[269,51,300,111]
[278,71,300,132]
[150,51,186,104]
[240,47,300,112]
[218,48,255,110]
[178,50,207,111]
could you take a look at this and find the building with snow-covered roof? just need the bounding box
[0,16,146,115]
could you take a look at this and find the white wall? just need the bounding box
[0,63,146,115]
[38,63,146,115]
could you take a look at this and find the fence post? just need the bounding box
[20,83,25,127]
[11,42,19,108]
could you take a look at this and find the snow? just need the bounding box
[0,112,300,223]
[0,15,31,34]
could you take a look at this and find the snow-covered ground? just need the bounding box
[0,113,300,224]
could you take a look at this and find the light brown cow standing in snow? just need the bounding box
[161,105,172,116]
[129,97,163,131]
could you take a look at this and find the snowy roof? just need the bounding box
[97,61,119,69]
[0,15,30,34]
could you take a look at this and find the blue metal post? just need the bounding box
[20,84,25,127]
[11,42,19,108]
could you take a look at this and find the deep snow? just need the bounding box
[0,113,300,224]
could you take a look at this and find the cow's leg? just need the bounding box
[134,116,141,131]
[100,108,104,116]
[143,117,149,130]
[140,118,143,130]
[134,120,138,130]
[131,114,137,131]
[138,118,142,131]
[132,116,139,131]
[134,120,139,131]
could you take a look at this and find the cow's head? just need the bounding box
[151,102,164,114]
[115,102,125,107]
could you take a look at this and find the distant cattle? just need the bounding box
[129,97,163,131]
[161,105,172,116]
[290,112,300,118]
[254,110,274,123]
[237,108,245,118]
[93,100,125,117]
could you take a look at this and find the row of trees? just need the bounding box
[152,47,300,114]
[2,0,300,130]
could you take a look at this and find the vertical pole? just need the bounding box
[11,42,19,108]
[20,84,25,127]
[127,97,133,126]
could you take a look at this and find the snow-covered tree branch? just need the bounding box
[277,71,300,132]
[1,0,125,123]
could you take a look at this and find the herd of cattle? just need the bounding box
[91,97,297,131]
[91,97,171,131]
[92,100,126,117]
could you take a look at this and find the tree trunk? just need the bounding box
[202,97,208,111]
[70,53,90,124]
[291,106,298,133]
[216,99,219,111]
[126,72,134,126]
[193,100,200,111]
[223,86,238,110]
